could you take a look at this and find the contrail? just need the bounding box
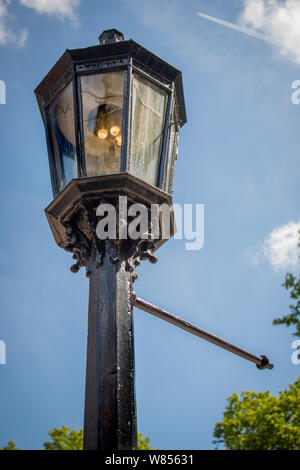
[197,12,281,46]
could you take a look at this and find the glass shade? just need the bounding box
[48,81,78,192]
[129,74,167,186]
[81,71,124,177]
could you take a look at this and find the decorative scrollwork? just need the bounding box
[126,236,157,275]
[59,196,159,280]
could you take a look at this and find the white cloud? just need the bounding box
[0,0,11,45]
[20,0,80,21]
[0,0,27,46]
[240,0,300,64]
[0,0,80,47]
[249,220,300,271]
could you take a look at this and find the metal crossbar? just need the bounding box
[134,297,274,370]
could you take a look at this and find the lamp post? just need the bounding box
[35,28,273,452]
[35,29,186,450]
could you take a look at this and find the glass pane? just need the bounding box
[130,74,167,186]
[165,106,179,194]
[81,71,124,177]
[48,81,77,193]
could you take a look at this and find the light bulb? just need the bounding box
[97,128,108,140]
[116,135,122,147]
[110,125,120,137]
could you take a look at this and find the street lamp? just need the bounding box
[35,28,186,450]
[35,27,273,453]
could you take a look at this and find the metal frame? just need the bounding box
[73,67,86,178]
[41,68,73,109]
[164,101,180,194]
[72,65,84,179]
[122,60,132,173]
[157,84,174,189]
[131,63,171,91]
[43,108,59,199]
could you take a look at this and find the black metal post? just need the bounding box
[83,241,137,450]
[43,176,168,451]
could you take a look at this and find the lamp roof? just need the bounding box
[35,36,187,126]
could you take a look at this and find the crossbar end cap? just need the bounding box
[256,355,273,370]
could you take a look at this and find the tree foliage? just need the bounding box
[273,231,300,337]
[213,377,300,450]
[273,272,300,336]
[0,427,153,450]
[43,426,83,450]
[137,433,153,450]
[0,441,19,450]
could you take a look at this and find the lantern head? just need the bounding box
[35,29,187,199]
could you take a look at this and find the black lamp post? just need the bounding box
[35,28,187,450]
[35,27,274,453]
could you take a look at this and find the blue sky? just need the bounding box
[0,0,299,450]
